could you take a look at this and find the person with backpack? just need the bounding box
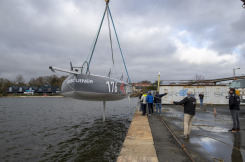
[228,88,240,132]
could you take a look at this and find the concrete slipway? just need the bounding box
[117,105,245,162]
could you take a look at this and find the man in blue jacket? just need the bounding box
[146,92,154,115]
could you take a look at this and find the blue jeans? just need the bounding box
[230,110,240,129]
[200,99,203,106]
[155,103,161,114]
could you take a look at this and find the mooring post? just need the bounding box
[103,100,106,122]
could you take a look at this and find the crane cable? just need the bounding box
[106,6,118,78]
[85,1,131,85]
[106,7,114,65]
[108,7,131,85]
[86,2,109,74]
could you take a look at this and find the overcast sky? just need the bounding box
[0,0,245,83]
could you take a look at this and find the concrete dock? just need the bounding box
[118,104,245,162]
[117,111,158,162]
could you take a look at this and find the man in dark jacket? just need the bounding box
[154,92,167,115]
[172,91,196,138]
[229,88,240,132]
[198,93,204,106]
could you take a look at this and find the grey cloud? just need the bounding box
[0,0,245,83]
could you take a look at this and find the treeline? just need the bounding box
[0,75,68,96]
[130,80,162,97]
[139,80,162,92]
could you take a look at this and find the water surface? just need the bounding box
[0,97,137,162]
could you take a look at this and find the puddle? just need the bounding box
[187,134,245,161]
[194,125,228,133]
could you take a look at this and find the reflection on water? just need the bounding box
[0,97,137,162]
[231,133,243,162]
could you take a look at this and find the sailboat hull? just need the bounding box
[61,74,131,101]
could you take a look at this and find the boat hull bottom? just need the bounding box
[62,91,128,101]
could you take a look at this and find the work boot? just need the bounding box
[228,129,237,132]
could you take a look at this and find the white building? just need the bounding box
[159,85,230,105]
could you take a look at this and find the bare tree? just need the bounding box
[0,78,13,95]
[193,74,205,81]
[15,75,25,86]
[28,78,36,86]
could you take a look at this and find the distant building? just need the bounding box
[131,83,151,92]
[131,83,151,87]
[7,86,19,94]
[36,87,45,94]
[6,84,60,95]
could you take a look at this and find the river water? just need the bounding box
[0,97,137,162]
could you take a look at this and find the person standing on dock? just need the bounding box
[228,88,240,132]
[146,92,154,115]
[141,93,147,115]
[198,92,204,106]
[172,91,196,138]
[139,92,143,111]
[154,92,167,115]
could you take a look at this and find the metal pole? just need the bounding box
[157,72,160,92]
[233,68,240,80]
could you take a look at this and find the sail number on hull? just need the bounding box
[106,81,118,93]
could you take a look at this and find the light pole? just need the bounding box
[233,67,240,79]
[157,72,160,92]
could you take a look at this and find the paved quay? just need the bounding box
[117,111,158,162]
[118,104,245,162]
[149,104,245,162]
